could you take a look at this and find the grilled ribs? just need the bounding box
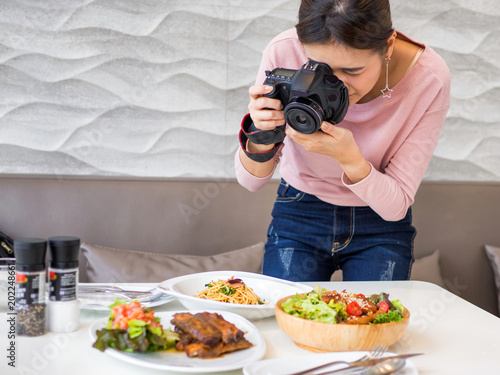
[171,312,221,346]
[196,312,244,343]
[171,312,253,358]
[184,337,253,358]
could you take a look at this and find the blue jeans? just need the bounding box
[262,180,416,282]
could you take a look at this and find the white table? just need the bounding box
[2,280,500,374]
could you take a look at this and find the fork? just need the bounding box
[286,344,387,375]
[78,285,157,298]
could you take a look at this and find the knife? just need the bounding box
[314,353,423,375]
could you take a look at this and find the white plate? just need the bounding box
[157,271,312,320]
[89,309,266,373]
[243,351,418,375]
[79,283,174,311]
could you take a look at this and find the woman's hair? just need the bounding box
[296,0,394,54]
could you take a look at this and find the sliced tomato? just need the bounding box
[110,301,158,329]
[346,301,362,316]
[378,301,390,313]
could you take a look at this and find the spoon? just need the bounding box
[363,358,406,375]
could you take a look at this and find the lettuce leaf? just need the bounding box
[282,292,338,323]
[328,301,349,321]
[93,324,179,353]
[92,329,149,352]
[371,310,403,324]
[392,299,404,313]
[128,319,147,339]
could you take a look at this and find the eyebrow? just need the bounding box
[306,58,364,73]
[307,57,365,73]
[341,66,364,73]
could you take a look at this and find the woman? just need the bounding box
[235,0,450,282]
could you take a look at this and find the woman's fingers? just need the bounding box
[249,84,273,99]
[248,85,284,130]
[320,122,347,140]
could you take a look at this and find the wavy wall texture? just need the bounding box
[0,0,499,180]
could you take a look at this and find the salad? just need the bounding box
[281,287,406,324]
[92,300,179,353]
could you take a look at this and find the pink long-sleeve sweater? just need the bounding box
[235,29,450,221]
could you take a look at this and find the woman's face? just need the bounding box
[303,43,385,106]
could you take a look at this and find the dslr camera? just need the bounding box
[263,60,349,134]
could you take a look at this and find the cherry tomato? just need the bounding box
[378,301,390,313]
[346,301,362,316]
[356,293,365,299]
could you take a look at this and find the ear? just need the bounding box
[385,31,398,59]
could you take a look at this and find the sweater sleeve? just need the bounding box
[343,105,449,221]
[234,30,304,191]
[234,145,282,192]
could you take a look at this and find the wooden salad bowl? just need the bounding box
[275,294,410,352]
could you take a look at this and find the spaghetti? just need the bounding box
[195,277,266,305]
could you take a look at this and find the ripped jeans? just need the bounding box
[262,180,416,282]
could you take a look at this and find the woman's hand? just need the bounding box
[248,85,285,131]
[286,122,372,183]
[239,85,285,178]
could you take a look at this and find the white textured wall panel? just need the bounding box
[0,0,499,180]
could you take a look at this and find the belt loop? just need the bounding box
[280,178,289,195]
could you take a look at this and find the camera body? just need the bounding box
[263,60,349,134]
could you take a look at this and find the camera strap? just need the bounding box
[240,113,285,145]
[239,113,283,163]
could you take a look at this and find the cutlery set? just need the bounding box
[78,285,163,305]
[79,285,157,296]
[284,347,422,375]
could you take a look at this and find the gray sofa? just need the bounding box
[1,177,498,316]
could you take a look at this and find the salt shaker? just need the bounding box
[47,236,81,333]
[15,238,47,337]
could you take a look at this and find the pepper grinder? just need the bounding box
[47,236,81,333]
[15,238,47,337]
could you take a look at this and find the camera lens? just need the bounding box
[296,115,307,124]
[284,98,323,134]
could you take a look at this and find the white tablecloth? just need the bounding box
[2,280,500,374]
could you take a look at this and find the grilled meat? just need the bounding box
[184,337,253,358]
[195,312,244,343]
[171,312,221,346]
[171,312,253,358]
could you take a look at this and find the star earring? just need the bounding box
[381,56,393,99]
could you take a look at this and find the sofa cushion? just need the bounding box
[331,249,445,287]
[409,249,445,287]
[485,244,500,314]
[80,242,265,283]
